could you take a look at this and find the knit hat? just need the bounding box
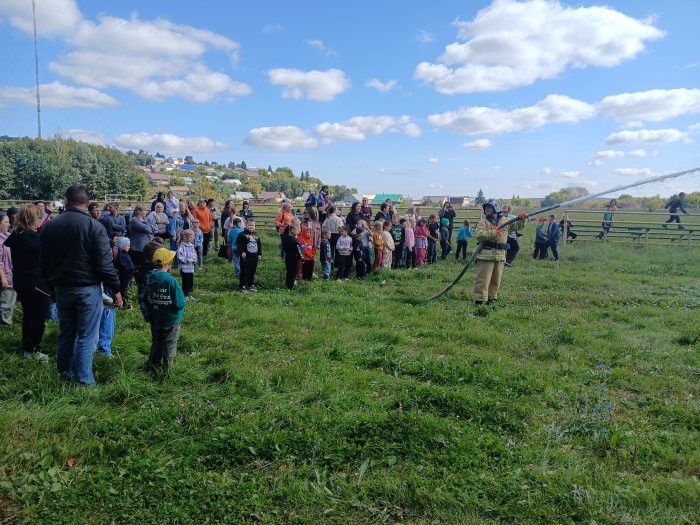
[355,226,364,234]
[116,238,130,248]
[440,217,449,226]
[152,248,176,265]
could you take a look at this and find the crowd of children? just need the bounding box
[248,203,478,288]
[1,194,515,379]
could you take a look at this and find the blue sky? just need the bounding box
[1,0,699,198]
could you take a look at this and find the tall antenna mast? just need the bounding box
[32,0,42,138]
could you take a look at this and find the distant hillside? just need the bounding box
[0,135,149,200]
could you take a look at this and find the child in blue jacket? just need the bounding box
[455,220,473,260]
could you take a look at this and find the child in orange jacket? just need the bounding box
[299,226,317,280]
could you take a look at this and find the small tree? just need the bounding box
[475,189,485,205]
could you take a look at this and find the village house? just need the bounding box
[422,195,472,207]
[370,193,403,205]
[230,191,254,201]
[257,191,286,204]
[148,172,171,186]
[168,185,192,197]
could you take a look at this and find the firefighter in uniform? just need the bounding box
[473,199,526,305]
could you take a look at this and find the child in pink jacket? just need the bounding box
[414,219,429,266]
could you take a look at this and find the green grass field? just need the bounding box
[1,229,699,524]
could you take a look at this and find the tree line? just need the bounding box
[0,136,150,201]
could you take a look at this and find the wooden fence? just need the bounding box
[561,209,699,248]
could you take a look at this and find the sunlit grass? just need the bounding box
[1,229,698,524]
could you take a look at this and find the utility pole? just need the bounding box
[32,0,42,138]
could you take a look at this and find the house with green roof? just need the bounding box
[370,193,402,205]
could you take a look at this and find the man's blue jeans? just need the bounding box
[98,306,115,355]
[55,285,103,385]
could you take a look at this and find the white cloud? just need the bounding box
[244,126,319,150]
[315,115,420,143]
[595,150,625,159]
[0,81,118,108]
[599,88,700,123]
[0,0,81,37]
[541,166,551,175]
[689,123,700,134]
[591,150,624,165]
[307,39,337,57]
[628,148,647,157]
[461,167,470,172]
[268,68,350,101]
[613,167,652,176]
[114,132,228,153]
[605,128,688,145]
[139,66,251,102]
[366,79,397,93]
[413,0,663,94]
[461,138,493,150]
[262,23,284,35]
[247,115,420,150]
[57,129,106,145]
[428,157,440,164]
[403,123,422,137]
[416,30,434,44]
[427,94,595,135]
[561,170,580,178]
[38,14,250,103]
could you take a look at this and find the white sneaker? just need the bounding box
[24,352,49,362]
[249,285,258,292]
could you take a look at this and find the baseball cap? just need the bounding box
[153,248,176,265]
[440,217,449,225]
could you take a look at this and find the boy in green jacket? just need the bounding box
[146,248,186,371]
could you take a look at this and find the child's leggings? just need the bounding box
[416,247,426,266]
[404,247,416,268]
[456,240,468,260]
[181,271,194,296]
[373,249,383,271]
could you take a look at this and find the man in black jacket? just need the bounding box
[41,185,123,386]
[663,192,688,229]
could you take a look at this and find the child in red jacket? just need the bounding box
[299,225,317,280]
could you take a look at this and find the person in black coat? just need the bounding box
[663,192,688,229]
[374,203,390,223]
[151,192,166,212]
[281,224,303,290]
[4,205,50,360]
[438,202,457,242]
[40,185,122,386]
[115,238,136,308]
[346,202,364,233]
